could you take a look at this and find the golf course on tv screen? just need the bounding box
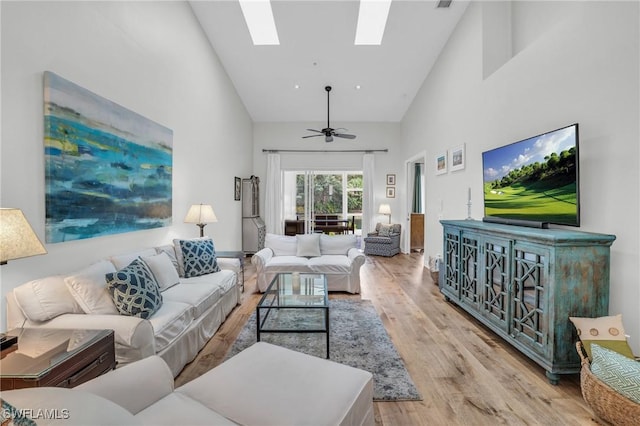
[482,124,579,226]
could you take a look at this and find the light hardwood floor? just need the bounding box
[176,253,596,426]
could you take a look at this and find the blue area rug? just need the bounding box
[225,299,422,401]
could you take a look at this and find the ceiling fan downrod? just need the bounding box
[326,85,331,131]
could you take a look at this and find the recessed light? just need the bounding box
[238,0,280,45]
[294,84,300,89]
[355,85,361,90]
[355,0,392,45]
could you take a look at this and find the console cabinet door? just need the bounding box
[479,237,512,333]
[459,233,482,309]
[442,228,461,300]
[510,242,549,358]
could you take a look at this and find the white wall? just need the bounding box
[401,1,640,352]
[0,1,253,330]
[252,122,404,234]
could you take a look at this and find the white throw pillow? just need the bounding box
[320,234,358,255]
[65,260,119,315]
[155,244,180,271]
[265,233,297,256]
[13,275,83,322]
[296,234,321,257]
[110,248,157,270]
[140,252,181,291]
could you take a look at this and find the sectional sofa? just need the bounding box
[1,342,374,425]
[5,237,241,377]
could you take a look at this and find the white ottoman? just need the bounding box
[178,342,374,426]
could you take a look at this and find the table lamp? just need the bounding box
[184,204,218,237]
[0,208,47,265]
[378,203,391,224]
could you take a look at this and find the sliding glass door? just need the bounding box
[283,171,363,234]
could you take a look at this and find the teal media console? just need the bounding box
[440,220,616,384]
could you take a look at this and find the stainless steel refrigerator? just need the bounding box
[242,176,266,254]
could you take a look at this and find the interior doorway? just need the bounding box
[404,152,426,255]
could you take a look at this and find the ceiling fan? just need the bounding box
[302,86,356,143]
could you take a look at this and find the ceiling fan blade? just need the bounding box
[334,133,356,139]
[302,134,323,138]
[305,129,323,133]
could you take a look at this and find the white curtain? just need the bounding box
[265,153,283,234]
[362,153,375,243]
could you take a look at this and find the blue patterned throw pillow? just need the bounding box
[590,343,640,404]
[106,258,162,319]
[1,398,36,426]
[180,238,220,278]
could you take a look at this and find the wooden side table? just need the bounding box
[0,328,116,391]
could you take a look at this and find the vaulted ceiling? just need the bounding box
[190,0,469,123]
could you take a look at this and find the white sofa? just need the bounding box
[1,342,375,426]
[5,238,241,377]
[252,233,366,293]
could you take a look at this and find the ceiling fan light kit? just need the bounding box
[302,86,357,143]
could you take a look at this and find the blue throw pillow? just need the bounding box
[590,343,640,404]
[180,238,220,278]
[1,398,36,426]
[378,224,392,237]
[106,258,163,319]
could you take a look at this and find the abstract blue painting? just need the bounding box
[44,71,173,243]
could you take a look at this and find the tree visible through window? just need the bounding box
[294,172,363,231]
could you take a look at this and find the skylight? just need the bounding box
[238,0,280,45]
[354,0,392,45]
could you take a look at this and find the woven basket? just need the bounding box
[576,341,640,425]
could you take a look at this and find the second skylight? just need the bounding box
[355,0,392,45]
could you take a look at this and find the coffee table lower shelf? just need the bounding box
[256,273,330,358]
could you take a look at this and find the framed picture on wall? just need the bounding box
[386,187,396,198]
[449,144,466,172]
[435,151,448,175]
[234,177,241,201]
[386,174,396,185]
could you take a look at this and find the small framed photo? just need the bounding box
[386,174,396,186]
[449,144,465,172]
[386,187,395,198]
[234,177,241,201]
[435,151,448,175]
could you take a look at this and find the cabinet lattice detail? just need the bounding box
[512,250,545,351]
[482,242,509,328]
[461,237,479,306]
[439,220,615,384]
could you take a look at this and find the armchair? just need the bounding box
[364,223,401,257]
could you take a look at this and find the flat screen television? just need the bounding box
[482,123,580,228]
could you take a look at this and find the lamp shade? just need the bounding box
[184,204,218,224]
[0,208,47,265]
[378,204,391,215]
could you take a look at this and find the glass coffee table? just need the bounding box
[256,273,330,358]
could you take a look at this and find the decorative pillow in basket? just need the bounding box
[572,315,640,425]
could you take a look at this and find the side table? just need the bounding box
[217,250,246,292]
[0,328,116,390]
